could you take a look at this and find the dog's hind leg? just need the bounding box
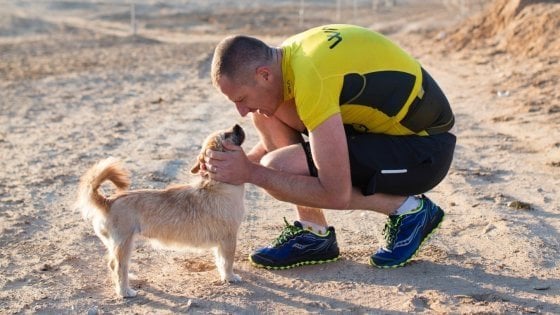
[93,221,122,293]
[214,238,241,283]
[112,235,137,297]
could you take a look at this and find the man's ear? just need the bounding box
[256,66,269,81]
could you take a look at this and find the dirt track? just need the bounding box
[1,0,559,313]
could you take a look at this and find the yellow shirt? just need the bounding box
[281,24,423,135]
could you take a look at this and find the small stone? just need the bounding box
[534,285,550,291]
[87,305,100,315]
[39,264,52,272]
[508,200,532,210]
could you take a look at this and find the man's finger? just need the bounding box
[222,142,241,151]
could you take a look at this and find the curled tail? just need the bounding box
[76,157,130,219]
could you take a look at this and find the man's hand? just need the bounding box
[204,142,253,185]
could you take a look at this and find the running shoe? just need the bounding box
[249,218,340,269]
[370,195,444,268]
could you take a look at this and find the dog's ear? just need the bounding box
[190,153,204,174]
[190,163,200,174]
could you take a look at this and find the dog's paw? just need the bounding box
[119,287,138,298]
[224,273,242,283]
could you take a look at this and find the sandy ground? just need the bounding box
[1,0,559,313]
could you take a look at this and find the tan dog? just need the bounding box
[76,124,245,298]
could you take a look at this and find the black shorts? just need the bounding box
[302,129,456,196]
[302,67,456,196]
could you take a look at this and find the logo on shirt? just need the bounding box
[322,27,342,49]
[286,79,293,95]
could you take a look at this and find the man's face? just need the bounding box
[217,74,280,118]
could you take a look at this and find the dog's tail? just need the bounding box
[76,157,130,219]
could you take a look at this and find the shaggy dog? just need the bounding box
[76,124,245,297]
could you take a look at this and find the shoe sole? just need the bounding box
[369,208,445,269]
[249,254,340,270]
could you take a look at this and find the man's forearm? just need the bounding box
[247,163,345,209]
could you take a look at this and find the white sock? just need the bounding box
[394,196,422,215]
[298,220,327,235]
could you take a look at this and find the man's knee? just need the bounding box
[260,146,309,175]
[260,151,290,172]
[260,152,278,169]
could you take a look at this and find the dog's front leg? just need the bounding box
[214,238,241,283]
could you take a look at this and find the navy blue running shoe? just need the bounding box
[249,218,340,269]
[370,195,445,268]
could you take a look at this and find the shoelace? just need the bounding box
[382,215,403,250]
[273,217,304,247]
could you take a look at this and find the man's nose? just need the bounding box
[235,103,251,117]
